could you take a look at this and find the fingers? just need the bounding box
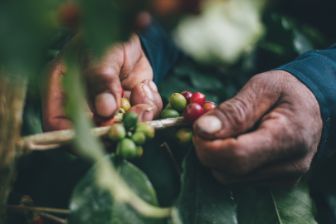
[42,60,72,131]
[191,71,322,186]
[121,36,158,122]
[85,35,152,122]
[193,107,310,176]
[84,45,125,119]
[119,35,153,90]
[129,80,163,121]
[194,71,286,140]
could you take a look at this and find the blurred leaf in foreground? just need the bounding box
[69,155,165,224]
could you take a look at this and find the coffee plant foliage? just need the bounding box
[4,0,336,223]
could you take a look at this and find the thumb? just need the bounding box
[194,72,284,139]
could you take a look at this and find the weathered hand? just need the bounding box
[42,34,162,131]
[193,71,322,185]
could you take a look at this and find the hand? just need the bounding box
[193,71,323,185]
[42,34,162,131]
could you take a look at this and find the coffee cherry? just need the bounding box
[190,92,206,105]
[203,101,216,113]
[132,132,146,145]
[181,91,193,103]
[117,138,137,159]
[160,109,180,119]
[184,103,204,122]
[108,124,126,141]
[123,112,138,130]
[176,128,193,143]
[114,109,125,122]
[169,93,187,112]
[121,98,131,112]
[136,123,155,139]
[136,146,144,157]
[58,2,80,30]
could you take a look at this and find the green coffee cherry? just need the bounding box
[121,98,131,112]
[114,108,125,122]
[169,93,187,112]
[132,132,146,145]
[160,109,180,119]
[176,128,193,143]
[136,123,155,139]
[123,112,138,130]
[136,146,144,157]
[117,138,137,159]
[108,124,126,141]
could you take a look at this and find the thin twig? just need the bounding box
[40,212,67,224]
[6,205,70,215]
[161,142,181,175]
[18,117,186,152]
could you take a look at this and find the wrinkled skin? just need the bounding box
[42,34,162,131]
[193,71,323,186]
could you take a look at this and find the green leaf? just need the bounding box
[172,151,238,224]
[69,155,165,224]
[172,151,316,224]
[0,0,57,77]
[236,181,317,224]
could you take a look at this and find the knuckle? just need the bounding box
[218,97,249,132]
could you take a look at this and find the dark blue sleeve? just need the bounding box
[277,45,336,162]
[138,21,181,84]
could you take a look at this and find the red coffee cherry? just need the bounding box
[183,103,204,122]
[203,101,216,113]
[181,91,193,103]
[190,92,206,105]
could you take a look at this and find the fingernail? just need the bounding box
[142,83,154,100]
[137,105,154,121]
[195,115,222,134]
[139,109,154,121]
[148,80,158,92]
[95,92,116,117]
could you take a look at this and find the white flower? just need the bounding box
[174,0,265,65]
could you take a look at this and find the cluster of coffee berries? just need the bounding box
[161,91,216,123]
[108,112,155,159]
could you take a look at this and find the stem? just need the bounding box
[40,213,67,224]
[0,76,27,222]
[19,117,186,152]
[96,159,172,218]
[6,205,70,215]
[161,142,181,175]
